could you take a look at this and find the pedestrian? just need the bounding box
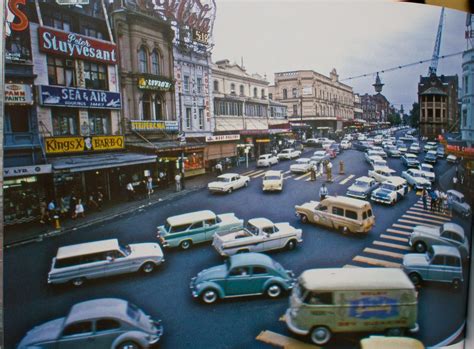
[96,190,104,211]
[310,165,316,181]
[74,199,85,219]
[438,191,445,213]
[215,162,223,175]
[69,192,77,219]
[429,189,438,211]
[146,176,154,197]
[87,192,99,211]
[175,173,182,192]
[47,199,56,217]
[39,198,48,224]
[453,176,458,189]
[319,183,328,201]
[126,182,135,201]
[326,161,333,182]
[318,161,324,176]
[434,188,441,212]
[60,195,69,217]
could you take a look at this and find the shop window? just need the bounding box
[197,77,202,94]
[4,177,42,225]
[213,80,219,92]
[89,111,111,135]
[183,75,190,93]
[84,62,108,90]
[47,56,75,86]
[198,109,204,130]
[53,108,78,136]
[6,30,31,62]
[151,50,160,75]
[185,108,192,129]
[138,47,148,73]
[184,152,204,171]
[5,106,30,133]
[44,13,72,31]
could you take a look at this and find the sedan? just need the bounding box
[447,154,458,163]
[290,158,313,173]
[436,147,445,158]
[385,145,401,157]
[346,176,379,199]
[402,169,431,190]
[208,173,250,194]
[409,143,421,154]
[401,153,420,168]
[257,153,278,167]
[424,150,437,164]
[311,150,330,163]
[340,140,351,149]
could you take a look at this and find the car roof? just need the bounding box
[385,177,406,185]
[248,217,274,228]
[219,173,239,178]
[408,169,423,174]
[56,239,119,260]
[427,150,437,155]
[299,268,414,291]
[259,154,272,157]
[230,252,274,268]
[264,170,282,176]
[167,210,216,226]
[297,157,311,162]
[322,195,372,209]
[355,176,373,183]
[405,153,417,157]
[447,189,464,198]
[432,245,461,258]
[443,223,465,238]
[66,298,129,325]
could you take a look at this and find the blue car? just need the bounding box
[424,150,437,164]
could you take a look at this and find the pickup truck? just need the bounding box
[212,218,302,257]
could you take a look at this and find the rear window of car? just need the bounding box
[96,319,121,332]
[170,223,191,233]
[345,210,358,220]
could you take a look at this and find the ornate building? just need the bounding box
[360,73,390,126]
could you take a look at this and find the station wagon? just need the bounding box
[447,190,471,218]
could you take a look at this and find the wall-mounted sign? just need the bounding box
[255,139,270,143]
[56,0,89,5]
[6,0,29,35]
[38,27,117,64]
[38,85,121,109]
[193,29,209,45]
[5,84,33,104]
[205,134,240,142]
[138,76,173,91]
[45,136,124,154]
[130,120,179,132]
[4,164,52,178]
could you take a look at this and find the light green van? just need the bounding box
[157,210,243,250]
[285,268,418,345]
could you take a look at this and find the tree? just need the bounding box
[409,102,420,128]
[388,112,401,125]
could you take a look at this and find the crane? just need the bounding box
[428,7,445,75]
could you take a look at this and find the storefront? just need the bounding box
[204,134,240,170]
[240,130,272,158]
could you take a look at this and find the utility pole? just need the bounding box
[178,92,185,189]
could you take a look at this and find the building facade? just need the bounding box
[418,73,459,139]
[358,74,391,128]
[270,69,354,135]
[462,48,474,146]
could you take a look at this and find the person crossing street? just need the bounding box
[319,183,328,201]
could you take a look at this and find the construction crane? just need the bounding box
[428,7,445,75]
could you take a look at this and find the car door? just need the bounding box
[250,266,271,294]
[262,226,280,250]
[427,254,446,281]
[89,319,122,348]
[225,267,252,296]
[204,218,218,240]
[57,321,95,349]
[189,220,212,243]
[77,252,108,281]
[103,249,133,276]
[313,205,331,227]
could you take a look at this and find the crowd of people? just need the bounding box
[421,187,451,214]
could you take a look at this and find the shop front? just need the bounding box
[204,134,240,170]
[240,130,271,158]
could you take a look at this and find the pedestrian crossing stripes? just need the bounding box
[392,223,415,230]
[373,240,411,251]
[380,234,408,243]
[386,228,411,236]
[339,174,355,185]
[363,247,404,259]
[406,210,451,221]
[256,330,319,349]
[398,219,439,228]
[353,255,401,268]
[294,172,311,180]
[401,214,446,225]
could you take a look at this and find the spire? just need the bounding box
[373,72,384,93]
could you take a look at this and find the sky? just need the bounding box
[211,0,467,112]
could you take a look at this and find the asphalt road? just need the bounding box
[4,134,471,349]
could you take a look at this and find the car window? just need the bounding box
[318,205,328,211]
[170,223,191,233]
[252,266,268,275]
[447,232,463,243]
[446,256,461,267]
[431,255,445,265]
[96,319,121,332]
[332,207,344,216]
[62,321,93,336]
[105,250,124,259]
[190,221,204,230]
[345,210,358,220]
[263,227,274,235]
[229,267,250,276]
[303,292,333,305]
[205,218,216,226]
[362,211,367,220]
[366,209,373,218]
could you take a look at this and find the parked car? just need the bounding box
[403,245,463,289]
[409,222,469,260]
[396,140,405,148]
[18,298,163,349]
[340,139,351,149]
[371,177,408,205]
[424,150,437,164]
[48,239,164,287]
[401,169,431,190]
[190,253,295,303]
[262,170,284,192]
[364,150,380,163]
[401,153,420,168]
[208,173,250,194]
[278,148,301,160]
[311,150,330,163]
[369,147,387,158]
[409,143,421,154]
[370,157,387,168]
[385,145,401,157]
[346,176,379,199]
[447,190,472,218]
[424,141,438,152]
[368,166,396,183]
[212,218,303,256]
[257,153,278,167]
[447,154,458,163]
[417,163,435,183]
[436,146,445,158]
[304,138,320,146]
[290,158,313,173]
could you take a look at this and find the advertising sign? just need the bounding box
[130,120,179,132]
[38,85,121,109]
[138,76,173,91]
[205,134,240,142]
[38,27,117,64]
[45,136,124,154]
[4,164,52,178]
[5,84,33,104]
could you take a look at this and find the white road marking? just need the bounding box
[398,219,439,228]
[386,228,411,236]
[343,264,362,268]
[294,172,311,181]
[373,240,411,251]
[402,214,446,225]
[256,331,319,349]
[339,174,355,185]
[406,210,451,221]
[363,247,404,259]
[392,223,414,230]
[353,255,401,268]
[380,234,408,243]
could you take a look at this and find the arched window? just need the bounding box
[282,88,287,99]
[240,85,244,96]
[253,87,258,98]
[292,88,297,98]
[230,83,236,94]
[261,89,265,99]
[213,80,219,92]
[138,47,148,73]
[151,50,160,75]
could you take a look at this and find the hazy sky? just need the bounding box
[211,0,467,111]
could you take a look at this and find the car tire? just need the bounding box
[310,326,331,345]
[227,188,233,194]
[71,277,86,287]
[180,240,193,250]
[117,341,142,349]
[414,241,426,253]
[244,181,249,187]
[201,289,218,304]
[286,240,297,250]
[409,273,422,286]
[266,284,283,298]
[300,214,308,224]
[452,279,461,290]
[141,262,155,274]
[386,327,404,336]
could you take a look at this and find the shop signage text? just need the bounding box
[193,29,209,44]
[5,84,33,104]
[38,85,121,109]
[130,120,179,132]
[7,0,29,33]
[138,76,173,91]
[4,164,52,178]
[56,0,90,5]
[38,27,117,64]
[45,136,124,154]
[205,134,240,142]
[446,144,474,159]
[255,138,270,143]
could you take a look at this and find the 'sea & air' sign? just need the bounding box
[45,136,124,154]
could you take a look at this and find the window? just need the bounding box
[446,256,460,267]
[84,62,108,90]
[151,50,160,75]
[6,30,31,62]
[47,56,75,86]
[183,76,190,93]
[5,106,30,133]
[463,110,467,127]
[263,227,274,235]
[154,97,163,120]
[252,267,267,275]
[269,93,273,100]
[282,89,287,99]
[185,107,192,129]
[142,94,152,120]
[367,209,373,217]
[292,88,297,98]
[253,87,258,98]
[89,111,111,135]
[62,322,93,336]
[53,109,78,136]
[213,80,219,92]
[81,26,104,40]
[230,83,236,94]
[198,109,204,130]
[332,207,344,216]
[196,77,202,94]
[205,218,216,226]
[431,255,444,265]
[138,47,148,73]
[240,85,244,96]
[304,292,333,305]
[229,267,250,276]
[292,105,298,115]
[190,221,204,229]
[170,224,191,233]
[44,13,71,31]
[345,210,358,220]
[96,319,121,332]
[261,89,265,99]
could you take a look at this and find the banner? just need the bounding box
[5,84,33,104]
[205,134,240,142]
[45,136,124,154]
[38,85,121,109]
[130,120,179,132]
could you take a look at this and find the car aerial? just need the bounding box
[447,190,472,218]
[385,145,401,157]
[424,141,438,152]
[424,150,437,164]
[417,163,435,183]
[190,253,295,304]
[346,176,379,199]
[278,148,301,160]
[436,146,445,158]
[401,169,431,190]
[208,173,250,194]
[290,158,313,173]
[262,170,284,192]
[311,150,330,163]
[409,222,470,260]
[17,298,163,349]
[447,154,457,163]
[212,218,303,257]
[409,143,421,154]
[401,153,420,168]
[368,166,396,183]
[371,177,408,205]
[340,139,351,149]
[257,153,278,167]
[403,245,463,289]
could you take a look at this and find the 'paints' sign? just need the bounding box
[5,84,33,104]
[45,136,124,154]
[38,27,117,64]
[38,85,121,109]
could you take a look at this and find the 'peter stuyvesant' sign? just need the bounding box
[38,85,121,109]
[38,27,117,64]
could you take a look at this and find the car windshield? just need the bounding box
[264,175,280,181]
[259,156,268,160]
[246,223,259,235]
[314,151,325,156]
[297,159,309,164]
[217,177,230,182]
[422,165,433,172]
[374,161,386,167]
[381,183,396,190]
[355,180,368,187]
[119,244,131,256]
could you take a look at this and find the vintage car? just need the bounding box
[424,150,437,164]
[322,140,335,150]
[447,154,458,163]
[417,163,435,183]
[346,176,379,199]
[278,148,301,160]
[409,142,421,154]
[212,218,302,257]
[447,190,472,218]
[364,150,379,163]
[369,146,387,158]
[340,139,351,149]
[436,146,445,158]
[190,253,295,304]
[257,153,279,167]
[208,173,250,194]
[262,170,284,192]
[18,298,163,349]
[385,145,401,157]
[329,143,341,154]
[409,222,469,260]
[360,336,424,349]
[398,145,408,154]
[403,245,464,289]
[304,138,320,146]
[311,150,330,163]
[424,141,438,152]
[401,153,420,168]
[326,148,337,159]
[370,177,408,205]
[368,166,396,183]
[370,157,388,169]
[401,169,431,190]
[290,158,313,173]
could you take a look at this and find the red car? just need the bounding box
[326,148,336,159]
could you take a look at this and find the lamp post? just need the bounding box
[299,94,303,140]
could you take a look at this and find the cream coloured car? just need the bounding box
[368,166,396,183]
[208,173,250,194]
[262,170,284,192]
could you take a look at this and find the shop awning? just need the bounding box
[127,140,205,153]
[50,152,157,173]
